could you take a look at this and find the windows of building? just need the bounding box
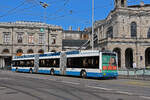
[17,32,23,43]
[121,0,125,7]
[52,38,56,44]
[16,49,23,56]
[147,28,150,38]
[51,36,56,44]
[131,22,137,38]
[38,49,44,54]
[3,32,10,43]
[27,49,34,54]
[28,34,34,44]
[2,49,10,54]
[106,26,113,38]
[145,48,150,67]
[125,48,133,69]
[39,33,44,44]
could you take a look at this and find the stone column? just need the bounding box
[121,48,126,69]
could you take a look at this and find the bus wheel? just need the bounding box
[29,69,33,74]
[81,71,87,78]
[50,69,55,75]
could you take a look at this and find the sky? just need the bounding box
[0,0,150,30]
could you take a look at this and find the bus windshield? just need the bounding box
[102,53,117,71]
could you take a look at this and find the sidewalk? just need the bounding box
[118,75,150,81]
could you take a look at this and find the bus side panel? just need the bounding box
[38,68,51,74]
[65,68,103,78]
[17,67,30,72]
[12,67,31,72]
[11,67,17,72]
[65,68,81,76]
[37,68,60,75]
[86,72,103,77]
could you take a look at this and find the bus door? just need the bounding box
[60,52,67,75]
[34,54,39,73]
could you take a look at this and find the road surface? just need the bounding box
[0,70,150,100]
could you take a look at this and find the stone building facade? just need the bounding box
[0,21,62,69]
[62,29,89,51]
[95,0,150,69]
[94,0,150,69]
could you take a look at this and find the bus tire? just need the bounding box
[29,69,33,74]
[50,69,55,75]
[81,71,87,78]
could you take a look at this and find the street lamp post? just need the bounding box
[92,0,94,50]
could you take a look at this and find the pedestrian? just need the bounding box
[133,61,137,76]
[133,61,136,69]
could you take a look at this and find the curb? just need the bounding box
[118,75,150,81]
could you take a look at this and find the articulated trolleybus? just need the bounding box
[12,50,118,78]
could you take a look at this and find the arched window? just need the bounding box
[113,48,121,68]
[145,48,150,67]
[106,26,113,38]
[147,28,150,38]
[2,49,9,54]
[121,0,125,7]
[16,49,23,56]
[17,49,23,53]
[27,49,34,54]
[38,49,44,54]
[125,48,133,69]
[115,0,118,7]
[131,22,137,38]
[51,50,56,52]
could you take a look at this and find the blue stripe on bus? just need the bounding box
[17,69,30,72]
[12,68,16,72]
[65,71,118,78]
[54,70,60,74]
[12,68,118,78]
[66,51,79,55]
[38,70,50,74]
[37,70,60,75]
[65,71,103,77]
[103,72,118,77]
[66,71,80,76]
[87,72,103,77]
[39,52,61,57]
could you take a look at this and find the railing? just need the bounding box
[118,68,150,80]
[118,68,150,76]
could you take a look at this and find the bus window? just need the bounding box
[83,58,87,67]
[53,60,56,66]
[67,59,72,67]
[39,59,45,67]
[109,57,116,66]
[102,53,117,70]
[67,56,99,69]
[30,60,34,67]
[20,61,24,67]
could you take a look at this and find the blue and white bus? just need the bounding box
[12,50,118,78]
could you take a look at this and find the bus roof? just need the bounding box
[13,50,115,60]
